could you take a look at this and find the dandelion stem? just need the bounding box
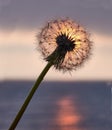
[8,61,53,130]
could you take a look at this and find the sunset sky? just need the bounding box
[0,0,112,81]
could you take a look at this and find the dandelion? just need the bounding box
[38,18,92,71]
[8,18,92,130]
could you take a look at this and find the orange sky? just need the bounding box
[0,0,112,80]
[0,29,112,81]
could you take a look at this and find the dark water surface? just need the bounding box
[0,81,111,130]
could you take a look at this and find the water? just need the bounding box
[0,81,111,130]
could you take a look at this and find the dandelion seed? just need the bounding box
[38,18,92,71]
[8,18,92,130]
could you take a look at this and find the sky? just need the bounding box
[0,0,112,81]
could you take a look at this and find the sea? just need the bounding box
[0,80,112,130]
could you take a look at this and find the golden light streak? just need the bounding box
[0,29,112,80]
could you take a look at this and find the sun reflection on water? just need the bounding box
[55,96,82,130]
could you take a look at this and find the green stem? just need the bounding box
[8,61,53,130]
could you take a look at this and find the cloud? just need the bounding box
[0,29,112,80]
[0,0,112,34]
[0,0,112,80]
[0,0,11,7]
[0,29,35,44]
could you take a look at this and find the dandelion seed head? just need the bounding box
[38,18,92,71]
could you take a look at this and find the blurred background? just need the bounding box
[0,0,112,130]
[0,0,112,81]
